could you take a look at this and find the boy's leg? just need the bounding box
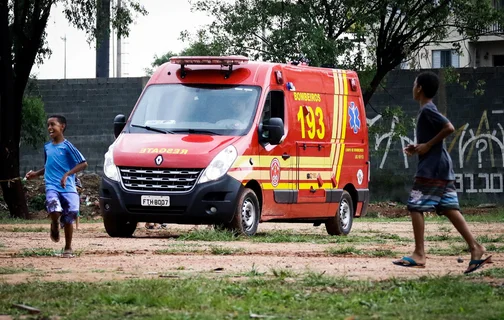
[438,181,489,272]
[60,193,80,253]
[394,178,438,267]
[443,209,486,261]
[410,211,426,264]
[46,191,63,243]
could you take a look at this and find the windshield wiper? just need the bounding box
[131,124,175,134]
[171,129,221,135]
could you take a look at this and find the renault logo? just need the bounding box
[154,154,163,166]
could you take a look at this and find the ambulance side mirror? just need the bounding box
[114,114,126,138]
[260,117,284,145]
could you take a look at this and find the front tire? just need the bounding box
[325,191,354,235]
[103,214,137,237]
[228,188,260,236]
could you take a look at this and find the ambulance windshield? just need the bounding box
[130,84,261,136]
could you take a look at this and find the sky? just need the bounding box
[32,0,214,79]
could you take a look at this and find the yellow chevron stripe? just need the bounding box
[262,182,334,190]
[329,70,340,171]
[335,71,348,187]
[231,156,332,169]
[229,169,336,181]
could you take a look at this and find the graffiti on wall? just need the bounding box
[368,110,504,194]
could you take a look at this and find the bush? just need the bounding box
[21,96,46,150]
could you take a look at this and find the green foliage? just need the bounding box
[443,67,486,96]
[146,29,227,76]
[190,0,503,104]
[21,96,46,150]
[27,194,46,211]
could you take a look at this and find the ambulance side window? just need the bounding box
[262,91,284,122]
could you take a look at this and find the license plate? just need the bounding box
[141,195,170,207]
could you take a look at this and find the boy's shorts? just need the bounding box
[46,190,79,227]
[407,178,460,214]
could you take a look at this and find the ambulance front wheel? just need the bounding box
[325,191,354,236]
[103,214,137,238]
[228,188,260,236]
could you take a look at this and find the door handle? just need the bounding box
[282,153,290,160]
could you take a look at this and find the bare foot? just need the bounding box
[469,244,486,261]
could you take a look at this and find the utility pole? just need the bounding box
[61,35,67,79]
[96,0,111,78]
[117,0,122,78]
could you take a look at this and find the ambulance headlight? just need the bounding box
[198,145,237,184]
[103,144,119,181]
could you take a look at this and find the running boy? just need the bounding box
[26,115,88,258]
[393,72,491,274]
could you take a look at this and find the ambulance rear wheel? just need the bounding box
[228,188,260,236]
[325,191,354,236]
[103,214,137,238]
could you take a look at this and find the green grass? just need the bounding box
[425,234,459,242]
[174,228,405,244]
[10,226,46,232]
[470,268,504,279]
[153,248,205,255]
[0,266,37,275]
[12,248,83,257]
[176,229,238,242]
[428,245,468,256]
[326,246,363,255]
[325,246,397,257]
[486,244,504,253]
[359,210,504,223]
[14,248,59,257]
[477,235,504,243]
[0,275,503,319]
[209,246,245,255]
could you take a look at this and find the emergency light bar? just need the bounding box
[169,56,249,79]
[169,56,248,66]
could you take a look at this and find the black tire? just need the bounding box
[325,191,354,236]
[103,214,137,237]
[228,188,260,236]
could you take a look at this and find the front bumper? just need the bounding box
[99,174,244,224]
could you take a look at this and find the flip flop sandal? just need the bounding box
[50,222,60,243]
[464,256,492,274]
[392,256,426,268]
[61,250,75,258]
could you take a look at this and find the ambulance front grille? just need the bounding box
[119,167,202,192]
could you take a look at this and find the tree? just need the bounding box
[145,29,227,76]
[0,0,147,218]
[362,0,503,104]
[191,0,503,104]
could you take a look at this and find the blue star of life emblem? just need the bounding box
[348,102,361,134]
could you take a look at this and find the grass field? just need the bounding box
[1,273,503,319]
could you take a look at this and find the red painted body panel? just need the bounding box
[116,58,369,224]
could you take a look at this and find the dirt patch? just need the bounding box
[1,221,502,284]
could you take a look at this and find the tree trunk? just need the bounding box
[363,67,389,106]
[0,97,29,219]
[0,0,29,219]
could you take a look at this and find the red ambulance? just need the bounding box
[99,56,370,237]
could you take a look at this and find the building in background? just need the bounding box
[401,0,504,69]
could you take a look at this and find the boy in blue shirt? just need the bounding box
[26,115,88,258]
[393,72,491,274]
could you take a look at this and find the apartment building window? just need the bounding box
[432,50,460,68]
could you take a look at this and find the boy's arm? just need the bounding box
[415,122,455,155]
[61,162,88,188]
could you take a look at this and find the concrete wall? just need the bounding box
[21,68,504,204]
[368,68,504,204]
[20,77,148,173]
